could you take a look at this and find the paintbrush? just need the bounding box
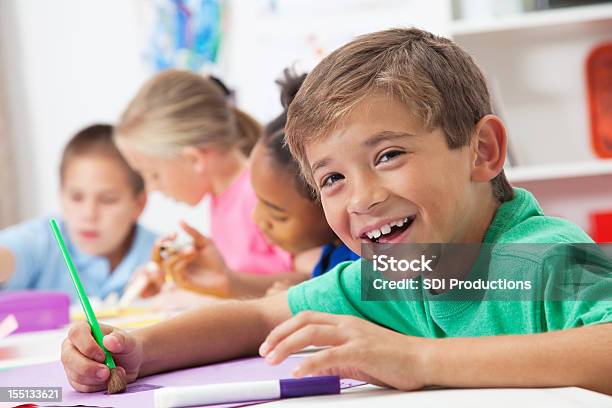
[49,218,126,394]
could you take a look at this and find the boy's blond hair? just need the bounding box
[285,28,513,202]
[115,70,260,157]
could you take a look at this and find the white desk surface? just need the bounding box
[268,385,612,407]
[0,327,68,370]
[1,329,610,407]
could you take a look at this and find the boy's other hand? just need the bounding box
[259,311,430,391]
[61,322,143,392]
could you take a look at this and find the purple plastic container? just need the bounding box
[0,291,70,333]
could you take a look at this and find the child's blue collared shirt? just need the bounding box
[0,217,157,302]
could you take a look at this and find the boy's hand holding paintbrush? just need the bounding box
[50,219,135,394]
[62,321,144,393]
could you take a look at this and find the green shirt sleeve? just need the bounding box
[540,245,612,330]
[544,297,612,330]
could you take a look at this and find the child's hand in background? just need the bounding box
[61,322,143,392]
[125,236,174,300]
[131,261,165,298]
[259,311,430,391]
[163,222,232,297]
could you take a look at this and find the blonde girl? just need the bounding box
[114,70,292,285]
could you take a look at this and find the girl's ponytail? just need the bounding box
[230,106,261,155]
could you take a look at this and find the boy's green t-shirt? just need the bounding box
[287,188,612,337]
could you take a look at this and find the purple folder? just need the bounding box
[0,355,365,407]
[0,291,70,333]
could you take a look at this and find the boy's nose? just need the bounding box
[347,176,388,214]
[82,200,100,221]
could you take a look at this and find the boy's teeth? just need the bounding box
[397,217,410,227]
[365,216,413,241]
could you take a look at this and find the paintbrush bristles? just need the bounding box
[107,367,127,394]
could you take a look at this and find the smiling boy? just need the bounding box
[60,28,611,394]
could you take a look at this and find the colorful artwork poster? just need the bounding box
[149,0,222,72]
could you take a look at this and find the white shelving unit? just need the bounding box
[450,1,612,231]
[451,2,612,37]
[506,160,612,183]
[451,2,612,179]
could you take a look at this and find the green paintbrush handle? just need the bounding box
[49,219,116,369]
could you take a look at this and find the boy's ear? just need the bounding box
[134,191,147,218]
[471,114,507,183]
[181,146,209,174]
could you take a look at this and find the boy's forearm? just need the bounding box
[422,323,612,394]
[228,270,308,298]
[136,292,292,376]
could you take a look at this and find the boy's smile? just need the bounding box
[306,94,495,255]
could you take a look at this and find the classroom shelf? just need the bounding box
[450,3,612,37]
[505,160,612,183]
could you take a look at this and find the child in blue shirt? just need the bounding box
[0,124,156,302]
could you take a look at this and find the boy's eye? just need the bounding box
[321,173,344,188]
[99,196,119,205]
[70,193,83,202]
[376,149,405,164]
